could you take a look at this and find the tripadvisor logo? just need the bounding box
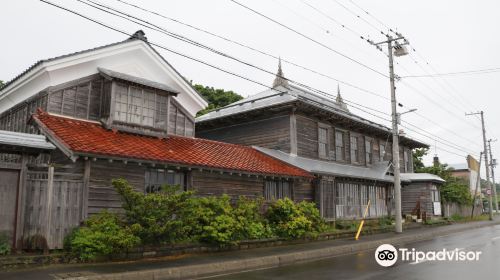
[375,244,398,267]
[374,244,482,267]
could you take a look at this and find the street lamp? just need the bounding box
[397,108,417,125]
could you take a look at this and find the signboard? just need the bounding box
[433,202,442,216]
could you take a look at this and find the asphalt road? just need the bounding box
[209,224,500,280]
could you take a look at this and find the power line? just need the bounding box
[338,0,484,126]
[112,0,388,100]
[401,66,500,78]
[347,0,396,34]
[342,100,479,155]
[300,0,384,49]
[228,0,389,78]
[344,102,474,158]
[331,0,388,36]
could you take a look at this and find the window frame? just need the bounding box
[318,123,330,159]
[113,82,170,130]
[379,143,386,161]
[365,137,373,165]
[335,129,346,162]
[145,168,186,193]
[264,180,293,200]
[350,135,360,164]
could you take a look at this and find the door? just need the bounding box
[0,169,20,246]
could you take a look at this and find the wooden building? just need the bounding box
[196,60,443,221]
[400,173,445,218]
[0,31,312,250]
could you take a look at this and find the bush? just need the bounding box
[440,180,472,205]
[113,179,194,244]
[184,194,239,244]
[0,233,11,255]
[266,198,325,239]
[233,196,273,240]
[67,211,140,261]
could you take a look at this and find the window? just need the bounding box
[350,136,359,163]
[404,150,410,172]
[365,139,373,165]
[114,83,169,129]
[264,180,292,200]
[379,143,386,161]
[335,131,345,161]
[145,169,185,193]
[318,127,328,159]
[430,188,440,202]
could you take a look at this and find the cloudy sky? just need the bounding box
[1,0,499,180]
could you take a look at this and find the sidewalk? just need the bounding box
[1,219,499,280]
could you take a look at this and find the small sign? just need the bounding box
[433,202,442,216]
[486,189,491,195]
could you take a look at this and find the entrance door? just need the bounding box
[0,169,20,246]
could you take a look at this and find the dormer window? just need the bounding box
[114,83,168,129]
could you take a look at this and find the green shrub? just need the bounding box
[113,179,194,244]
[184,194,238,244]
[0,233,11,255]
[266,198,325,239]
[233,196,273,240]
[67,211,140,261]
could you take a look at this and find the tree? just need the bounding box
[419,163,472,205]
[412,148,429,172]
[0,80,4,89]
[193,84,243,116]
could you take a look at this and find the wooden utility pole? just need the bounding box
[374,34,410,233]
[466,111,494,220]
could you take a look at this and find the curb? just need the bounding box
[72,220,500,280]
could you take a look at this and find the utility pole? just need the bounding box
[374,34,409,233]
[466,111,494,220]
[487,139,498,212]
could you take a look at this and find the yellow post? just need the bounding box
[355,200,371,241]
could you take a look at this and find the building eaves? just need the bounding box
[98,67,179,94]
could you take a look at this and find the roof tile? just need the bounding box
[33,111,311,178]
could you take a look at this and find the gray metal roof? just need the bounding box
[448,163,469,170]
[0,130,55,150]
[98,68,179,94]
[400,173,445,183]
[196,84,428,148]
[254,146,395,182]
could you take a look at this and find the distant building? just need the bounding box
[449,155,480,195]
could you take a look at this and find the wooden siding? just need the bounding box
[196,115,291,152]
[169,99,195,137]
[293,179,314,202]
[191,170,265,199]
[401,182,434,216]
[0,93,48,133]
[47,77,106,121]
[88,160,146,215]
[296,115,318,159]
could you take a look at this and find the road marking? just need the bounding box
[492,236,500,241]
[409,248,465,265]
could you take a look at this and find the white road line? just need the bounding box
[491,236,500,241]
[409,248,465,265]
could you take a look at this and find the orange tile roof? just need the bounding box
[32,111,311,178]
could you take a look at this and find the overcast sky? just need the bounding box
[1,0,499,180]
